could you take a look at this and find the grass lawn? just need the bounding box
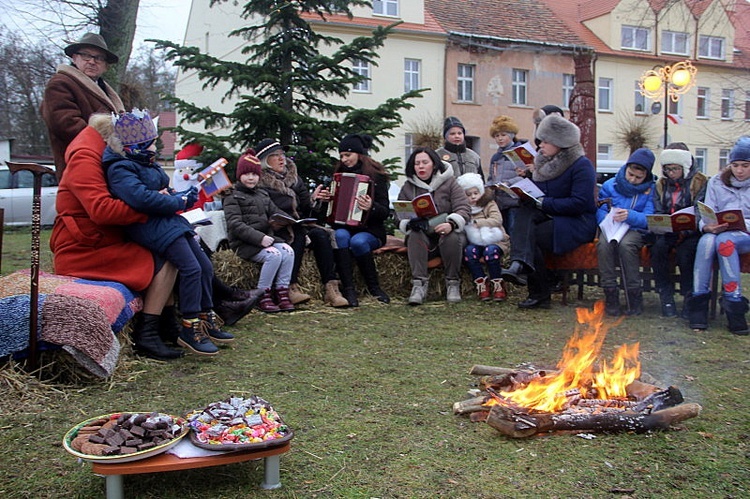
[1,228,748,498]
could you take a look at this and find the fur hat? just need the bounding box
[111,109,158,147]
[535,114,580,149]
[236,149,262,179]
[489,115,519,137]
[64,32,118,64]
[532,105,564,125]
[729,136,750,163]
[254,139,285,161]
[659,149,692,171]
[443,116,465,138]
[456,172,485,194]
[626,148,655,173]
[339,134,372,155]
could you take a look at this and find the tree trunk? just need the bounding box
[100,0,141,92]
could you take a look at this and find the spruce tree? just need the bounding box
[153,0,424,180]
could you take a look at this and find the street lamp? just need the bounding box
[638,60,697,148]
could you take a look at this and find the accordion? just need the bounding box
[326,172,373,226]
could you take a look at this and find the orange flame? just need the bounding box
[498,301,640,413]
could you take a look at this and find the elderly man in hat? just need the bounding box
[41,32,125,180]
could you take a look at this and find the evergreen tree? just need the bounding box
[153,0,424,181]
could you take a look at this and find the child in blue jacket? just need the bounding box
[104,110,233,357]
[596,148,655,316]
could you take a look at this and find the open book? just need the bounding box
[180,207,213,226]
[269,212,318,227]
[599,210,630,243]
[392,192,439,221]
[697,201,747,232]
[489,177,545,207]
[198,158,232,197]
[646,206,696,234]
[501,142,537,169]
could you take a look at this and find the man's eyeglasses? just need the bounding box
[75,52,108,63]
[663,166,683,173]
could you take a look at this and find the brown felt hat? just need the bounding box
[64,32,119,64]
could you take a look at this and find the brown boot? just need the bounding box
[324,280,349,307]
[288,283,311,305]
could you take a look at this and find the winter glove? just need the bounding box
[182,186,199,210]
[406,217,429,232]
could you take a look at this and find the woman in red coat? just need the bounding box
[50,113,182,360]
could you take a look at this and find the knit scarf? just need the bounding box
[260,160,299,217]
[532,144,585,182]
[443,141,467,154]
[613,167,653,197]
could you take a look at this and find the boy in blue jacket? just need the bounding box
[596,148,656,316]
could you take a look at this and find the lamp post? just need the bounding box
[638,60,697,148]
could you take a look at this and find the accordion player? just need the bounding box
[326,172,373,226]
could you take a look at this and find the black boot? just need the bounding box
[355,253,390,303]
[603,287,621,317]
[133,313,184,360]
[723,296,749,335]
[214,289,263,326]
[625,288,643,316]
[334,249,358,307]
[685,292,710,330]
[501,261,528,286]
[158,306,181,347]
[659,289,677,318]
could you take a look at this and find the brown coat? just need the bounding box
[40,64,124,180]
[50,120,154,292]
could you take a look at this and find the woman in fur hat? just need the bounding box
[501,114,597,309]
[650,143,707,317]
[254,138,348,308]
[457,172,510,301]
[487,115,526,233]
[398,147,471,305]
[436,116,484,181]
[685,136,750,335]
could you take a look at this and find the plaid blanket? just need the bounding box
[0,270,143,377]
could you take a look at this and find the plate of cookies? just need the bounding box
[63,412,187,463]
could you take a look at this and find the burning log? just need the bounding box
[452,396,488,415]
[486,402,702,438]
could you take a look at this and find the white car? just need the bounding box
[0,164,58,226]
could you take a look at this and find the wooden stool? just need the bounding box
[90,442,291,499]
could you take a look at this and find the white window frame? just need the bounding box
[721,89,734,120]
[694,148,707,173]
[634,80,647,114]
[597,144,612,161]
[373,0,398,17]
[719,149,730,169]
[598,77,613,112]
[661,30,689,56]
[457,64,474,102]
[696,87,710,119]
[668,98,683,118]
[512,69,528,106]
[699,35,725,60]
[404,59,421,93]
[352,59,371,93]
[621,25,650,51]
[405,133,415,160]
[562,74,575,109]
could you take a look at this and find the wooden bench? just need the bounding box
[91,441,291,499]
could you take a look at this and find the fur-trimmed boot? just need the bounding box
[603,287,621,317]
[334,249,358,307]
[685,292,710,330]
[133,313,184,360]
[474,277,490,301]
[324,280,349,308]
[723,296,749,335]
[625,288,643,316]
[491,278,507,301]
[355,253,390,303]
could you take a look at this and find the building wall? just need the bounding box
[444,46,576,174]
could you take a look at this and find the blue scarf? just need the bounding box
[613,167,653,197]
